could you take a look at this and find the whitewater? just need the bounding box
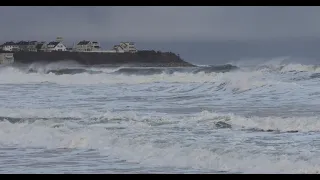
[1,57,320,174]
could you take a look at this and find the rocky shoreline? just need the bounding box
[11,50,195,67]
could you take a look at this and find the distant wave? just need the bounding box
[113,68,169,75]
[24,64,239,75]
[2,60,320,90]
[27,68,103,75]
[193,64,239,73]
[255,64,320,73]
[9,56,320,75]
[108,64,239,75]
[24,62,320,76]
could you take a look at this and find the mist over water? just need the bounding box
[1,56,320,173]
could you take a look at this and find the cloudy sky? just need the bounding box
[0,6,320,42]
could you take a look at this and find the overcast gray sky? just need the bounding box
[1,6,320,42]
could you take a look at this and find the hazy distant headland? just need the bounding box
[3,37,320,66]
[0,37,195,67]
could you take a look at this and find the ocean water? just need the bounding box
[1,58,320,174]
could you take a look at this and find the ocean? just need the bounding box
[1,57,320,174]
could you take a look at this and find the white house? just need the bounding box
[113,45,125,53]
[75,40,90,52]
[46,41,67,52]
[91,41,101,51]
[119,42,137,53]
[16,41,30,51]
[74,40,101,52]
[112,42,137,53]
[35,42,47,52]
[27,41,38,52]
[1,41,19,52]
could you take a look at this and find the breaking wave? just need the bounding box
[23,63,239,75]
[1,61,319,97]
[2,56,320,173]
[7,59,320,75]
[0,108,319,173]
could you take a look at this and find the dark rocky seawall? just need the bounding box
[12,50,195,67]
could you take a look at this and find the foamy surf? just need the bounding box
[1,58,320,173]
[0,109,319,173]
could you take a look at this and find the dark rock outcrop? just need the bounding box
[12,50,195,67]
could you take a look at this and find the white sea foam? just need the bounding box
[0,109,319,173]
[0,65,273,92]
[1,59,320,173]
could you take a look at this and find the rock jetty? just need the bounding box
[12,50,195,67]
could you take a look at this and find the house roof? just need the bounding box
[77,40,91,45]
[120,42,135,44]
[47,41,60,47]
[29,41,38,45]
[16,41,30,45]
[3,41,16,46]
[113,45,124,50]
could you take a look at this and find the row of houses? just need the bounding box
[0,37,138,53]
[0,40,67,52]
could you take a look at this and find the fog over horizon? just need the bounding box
[1,6,320,41]
[1,6,320,64]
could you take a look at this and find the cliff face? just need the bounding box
[12,50,195,67]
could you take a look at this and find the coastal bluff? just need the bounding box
[12,50,195,67]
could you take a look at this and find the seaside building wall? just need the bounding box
[0,52,14,64]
